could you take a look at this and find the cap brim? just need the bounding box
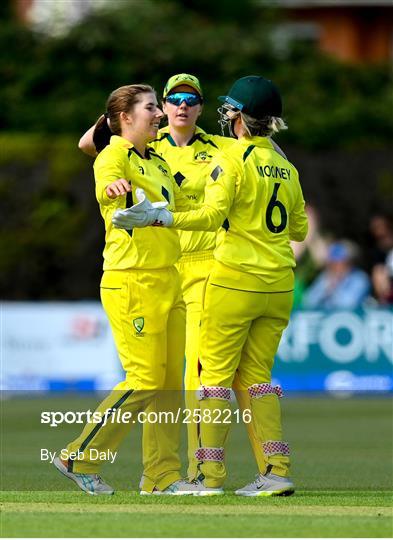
[217,95,244,111]
[164,80,202,98]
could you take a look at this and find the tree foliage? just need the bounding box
[1,0,392,299]
[1,0,391,149]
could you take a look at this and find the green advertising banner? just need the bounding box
[274,308,393,392]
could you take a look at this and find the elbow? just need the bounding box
[78,139,90,155]
[78,135,89,152]
[206,220,221,232]
[96,188,110,206]
[208,214,226,232]
[291,230,307,242]
[296,224,308,242]
[299,229,308,242]
[78,139,97,157]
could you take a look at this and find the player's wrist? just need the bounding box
[152,208,174,227]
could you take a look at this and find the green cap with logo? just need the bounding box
[163,73,203,98]
[218,76,282,118]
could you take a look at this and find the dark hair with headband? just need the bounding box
[93,84,155,152]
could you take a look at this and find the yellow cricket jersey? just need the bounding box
[150,126,235,254]
[94,135,190,272]
[172,136,308,291]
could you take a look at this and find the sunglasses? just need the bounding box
[165,92,203,107]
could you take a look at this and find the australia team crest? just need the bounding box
[133,317,144,334]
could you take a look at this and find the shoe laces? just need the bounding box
[248,473,266,489]
[191,473,204,485]
[75,472,104,482]
[95,474,107,484]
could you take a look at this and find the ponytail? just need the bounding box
[93,114,113,153]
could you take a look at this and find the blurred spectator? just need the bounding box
[302,240,370,310]
[292,205,330,307]
[369,215,393,305]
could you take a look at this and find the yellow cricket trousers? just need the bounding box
[197,273,293,488]
[178,250,266,479]
[140,251,213,489]
[65,267,186,491]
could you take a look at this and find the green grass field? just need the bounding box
[1,396,392,537]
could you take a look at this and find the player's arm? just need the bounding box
[111,157,237,231]
[79,123,98,157]
[288,172,308,242]
[94,148,131,206]
[172,158,237,232]
[79,114,113,157]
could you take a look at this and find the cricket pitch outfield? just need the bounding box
[1,396,392,537]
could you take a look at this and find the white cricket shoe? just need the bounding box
[184,474,224,496]
[53,457,114,495]
[140,479,195,496]
[235,472,295,497]
[140,474,224,496]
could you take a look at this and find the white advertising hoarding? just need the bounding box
[1,302,121,391]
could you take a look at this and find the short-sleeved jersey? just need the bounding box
[94,135,190,271]
[172,136,308,291]
[150,126,235,253]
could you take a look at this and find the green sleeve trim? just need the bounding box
[242,145,255,162]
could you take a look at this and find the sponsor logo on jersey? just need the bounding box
[195,151,213,162]
[138,166,144,175]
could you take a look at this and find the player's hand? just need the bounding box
[151,206,174,227]
[112,188,174,230]
[105,179,132,199]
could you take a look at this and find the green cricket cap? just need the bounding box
[218,76,282,118]
[163,73,203,98]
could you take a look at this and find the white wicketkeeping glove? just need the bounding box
[112,188,173,230]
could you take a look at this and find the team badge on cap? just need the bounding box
[163,73,203,98]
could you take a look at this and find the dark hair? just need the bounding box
[93,115,112,153]
[93,84,155,152]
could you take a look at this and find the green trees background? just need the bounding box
[1,0,392,298]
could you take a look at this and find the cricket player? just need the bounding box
[53,84,193,496]
[112,76,308,496]
[148,74,268,483]
[78,74,269,489]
